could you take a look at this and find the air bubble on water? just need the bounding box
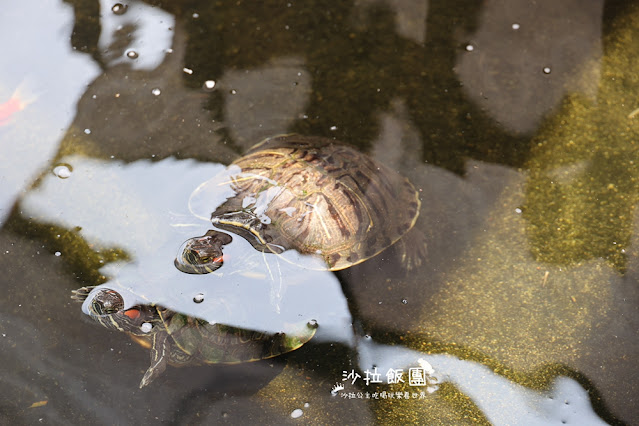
[126,50,139,59]
[140,322,152,333]
[515,207,522,214]
[192,12,200,18]
[330,125,337,131]
[112,3,128,15]
[512,23,520,30]
[193,293,205,303]
[203,80,216,91]
[151,88,162,96]
[52,164,73,179]
[54,252,61,257]
[183,67,193,75]
[303,402,309,408]
[543,67,551,74]
[230,89,237,95]
[84,128,91,135]
[402,298,408,304]
[465,44,474,52]
[290,409,303,419]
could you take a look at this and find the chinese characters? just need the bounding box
[336,359,439,397]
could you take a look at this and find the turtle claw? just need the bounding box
[70,286,96,302]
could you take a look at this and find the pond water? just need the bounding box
[1,0,637,424]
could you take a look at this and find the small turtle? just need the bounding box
[180,134,425,273]
[71,286,317,388]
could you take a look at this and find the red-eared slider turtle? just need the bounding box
[174,230,232,274]
[178,134,424,273]
[71,285,317,388]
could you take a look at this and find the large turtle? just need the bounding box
[71,285,317,388]
[177,134,425,273]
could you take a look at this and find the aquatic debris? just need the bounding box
[28,400,48,409]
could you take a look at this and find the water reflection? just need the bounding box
[21,155,351,337]
[456,0,604,134]
[97,0,174,70]
[0,0,100,224]
[1,0,637,423]
[221,57,312,150]
[353,0,429,44]
[358,341,608,425]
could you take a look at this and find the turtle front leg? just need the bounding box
[395,227,428,271]
[139,330,170,388]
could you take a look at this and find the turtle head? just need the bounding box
[84,288,160,336]
[174,230,232,274]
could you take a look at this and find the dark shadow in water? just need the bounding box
[62,0,533,173]
[63,0,104,68]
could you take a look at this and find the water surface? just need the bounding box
[0,0,637,424]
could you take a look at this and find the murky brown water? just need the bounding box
[1,0,637,424]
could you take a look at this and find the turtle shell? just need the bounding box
[193,135,421,271]
[160,308,317,364]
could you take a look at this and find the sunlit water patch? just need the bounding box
[20,156,352,339]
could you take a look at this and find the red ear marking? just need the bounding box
[124,309,141,319]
